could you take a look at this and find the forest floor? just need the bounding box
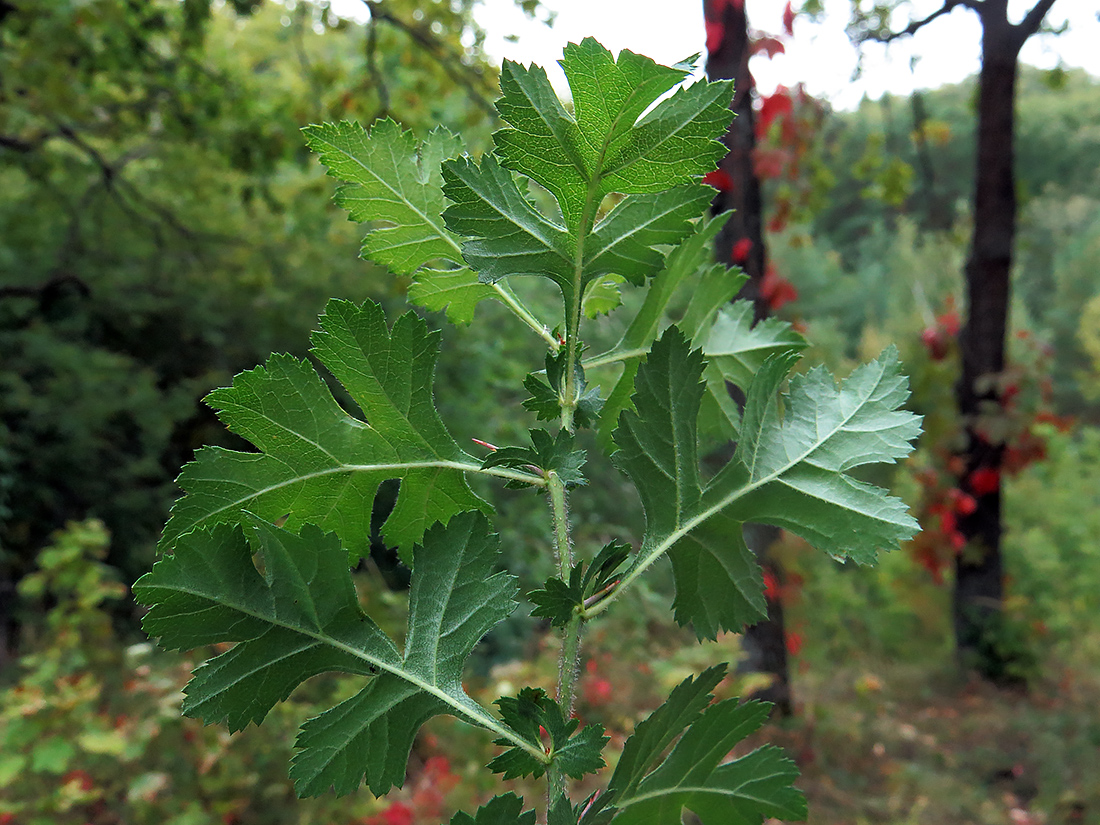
[753,658,1099,825]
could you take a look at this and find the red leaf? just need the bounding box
[583,676,614,706]
[703,168,733,192]
[380,803,415,825]
[921,327,948,360]
[753,147,788,180]
[705,19,724,54]
[937,310,961,337]
[751,35,786,59]
[783,2,795,36]
[731,237,753,264]
[968,467,1000,496]
[760,265,797,311]
[950,490,978,516]
[785,631,803,656]
[763,568,779,601]
[757,89,793,135]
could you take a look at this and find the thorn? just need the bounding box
[580,791,600,818]
[583,580,620,609]
[471,438,498,452]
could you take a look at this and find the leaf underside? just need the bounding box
[581,665,807,825]
[613,327,921,639]
[136,511,519,798]
[161,299,487,561]
[304,118,493,324]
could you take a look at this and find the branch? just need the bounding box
[54,123,238,247]
[1014,0,1059,41]
[856,0,975,44]
[362,1,498,118]
[0,133,44,153]
[364,13,391,120]
[0,274,89,302]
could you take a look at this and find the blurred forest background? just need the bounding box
[2,1,1099,823]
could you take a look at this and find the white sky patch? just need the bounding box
[470,0,1100,110]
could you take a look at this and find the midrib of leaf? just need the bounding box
[187,459,544,529]
[161,579,548,763]
[601,89,710,178]
[562,102,639,429]
[586,366,891,618]
[614,783,781,808]
[310,129,557,348]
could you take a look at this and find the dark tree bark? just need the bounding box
[953,0,1054,681]
[704,0,791,715]
[854,0,1057,680]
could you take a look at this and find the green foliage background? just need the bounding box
[3,0,1100,822]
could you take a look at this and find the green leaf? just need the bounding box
[481,429,587,487]
[161,299,492,560]
[522,348,603,430]
[549,795,579,825]
[609,665,728,795]
[441,154,574,291]
[695,300,806,444]
[529,540,630,627]
[304,119,493,324]
[612,329,920,638]
[608,700,805,825]
[582,274,625,319]
[137,520,388,732]
[407,268,495,325]
[703,301,808,390]
[489,688,607,780]
[580,666,804,825]
[449,794,537,825]
[138,512,528,798]
[715,346,923,565]
[290,512,521,796]
[583,186,716,286]
[493,39,732,228]
[589,213,732,449]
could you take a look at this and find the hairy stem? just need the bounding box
[561,188,602,433]
[546,470,584,807]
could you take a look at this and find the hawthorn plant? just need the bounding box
[135,39,921,823]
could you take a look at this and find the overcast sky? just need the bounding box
[325,0,1099,109]
[470,0,1100,110]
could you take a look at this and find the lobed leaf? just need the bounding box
[589,213,740,449]
[489,688,607,780]
[442,39,731,315]
[714,346,922,565]
[612,328,920,638]
[137,512,523,797]
[583,186,716,287]
[441,154,574,289]
[522,348,604,430]
[493,38,731,228]
[608,703,805,825]
[529,541,631,626]
[450,794,537,825]
[161,299,492,560]
[580,666,805,825]
[481,428,587,488]
[304,119,492,324]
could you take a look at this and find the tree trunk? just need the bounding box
[704,0,791,715]
[953,3,1023,682]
